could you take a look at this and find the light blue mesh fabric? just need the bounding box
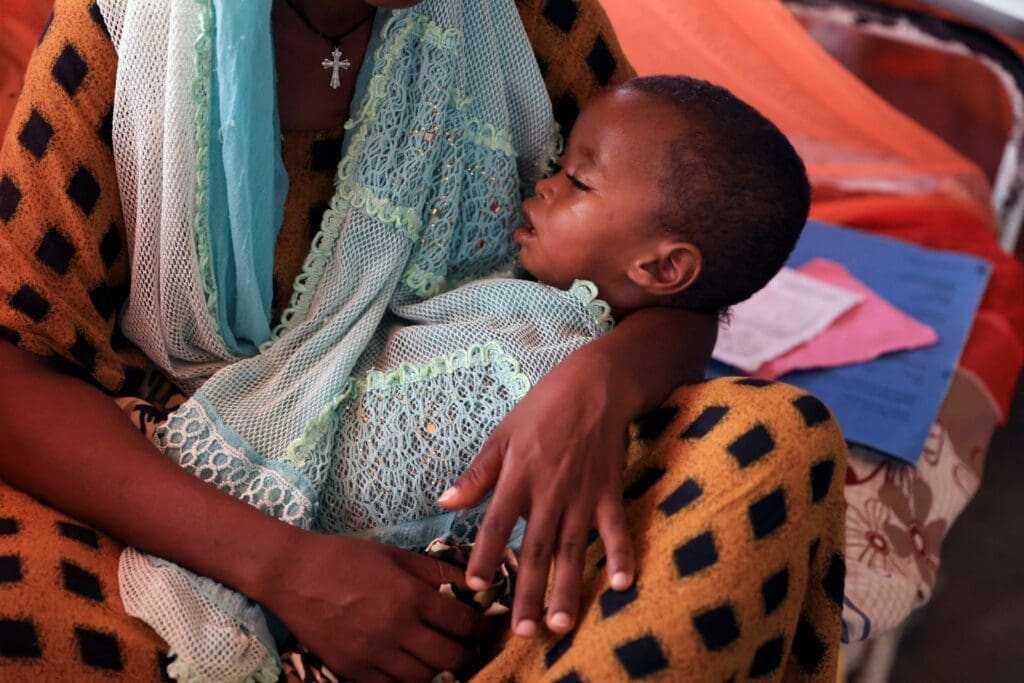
[102,1,617,680]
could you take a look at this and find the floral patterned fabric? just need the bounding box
[842,370,998,642]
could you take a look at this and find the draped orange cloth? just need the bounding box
[0,0,51,136]
[602,0,1024,416]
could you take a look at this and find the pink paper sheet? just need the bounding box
[753,259,938,380]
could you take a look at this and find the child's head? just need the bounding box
[516,75,810,314]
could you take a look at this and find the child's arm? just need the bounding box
[439,306,717,636]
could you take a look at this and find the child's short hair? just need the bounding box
[619,76,810,313]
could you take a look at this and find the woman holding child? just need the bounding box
[0,0,845,680]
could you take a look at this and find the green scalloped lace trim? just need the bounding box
[285,341,531,467]
[189,0,224,344]
[569,279,615,333]
[165,649,281,683]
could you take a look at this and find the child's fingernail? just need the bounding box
[611,572,631,590]
[549,612,572,630]
[438,487,457,504]
[514,620,537,637]
[467,575,489,591]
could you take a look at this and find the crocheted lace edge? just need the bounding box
[285,340,531,467]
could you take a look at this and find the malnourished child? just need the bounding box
[122,74,810,680]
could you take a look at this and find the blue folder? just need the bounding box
[708,221,991,464]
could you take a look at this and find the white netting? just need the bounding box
[98,0,598,679]
[119,549,280,683]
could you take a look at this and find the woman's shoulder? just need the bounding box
[515,0,636,132]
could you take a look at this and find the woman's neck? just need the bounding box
[286,0,375,35]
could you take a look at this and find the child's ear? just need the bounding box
[627,241,702,296]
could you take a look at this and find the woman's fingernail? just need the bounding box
[514,620,537,637]
[611,572,632,590]
[467,575,489,591]
[437,487,457,504]
[549,612,572,630]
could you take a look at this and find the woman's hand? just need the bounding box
[439,343,636,638]
[438,307,716,638]
[263,532,487,683]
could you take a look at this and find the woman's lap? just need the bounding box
[475,378,846,682]
[0,378,845,681]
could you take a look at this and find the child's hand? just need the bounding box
[438,345,636,637]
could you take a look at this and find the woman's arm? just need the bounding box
[0,341,483,681]
[440,306,717,636]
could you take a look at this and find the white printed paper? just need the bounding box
[712,267,863,373]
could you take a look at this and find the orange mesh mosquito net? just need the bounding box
[3,0,1022,413]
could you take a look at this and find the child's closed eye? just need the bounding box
[567,173,590,191]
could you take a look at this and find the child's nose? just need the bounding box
[534,173,558,199]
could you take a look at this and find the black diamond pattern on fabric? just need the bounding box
[599,583,638,618]
[614,635,669,678]
[75,627,123,671]
[553,673,581,683]
[810,459,836,503]
[0,324,21,345]
[38,11,55,46]
[635,405,678,441]
[792,614,826,674]
[62,561,104,602]
[0,555,23,583]
[98,108,114,148]
[749,636,785,678]
[67,166,101,216]
[534,50,549,76]
[735,378,774,387]
[545,630,576,669]
[89,283,115,320]
[762,566,789,616]
[0,518,18,535]
[119,364,146,396]
[809,537,821,566]
[0,174,22,223]
[52,44,89,97]
[624,467,666,500]
[748,488,787,540]
[99,222,122,268]
[90,2,111,37]
[673,530,718,578]
[692,604,741,652]
[542,0,579,32]
[69,332,97,373]
[36,226,76,275]
[310,138,344,173]
[586,35,617,85]
[793,394,830,427]
[0,619,42,658]
[728,424,775,468]
[10,285,51,322]
[659,478,702,516]
[680,405,729,440]
[823,554,845,608]
[553,93,581,134]
[19,108,55,160]
[307,201,330,239]
[58,521,100,548]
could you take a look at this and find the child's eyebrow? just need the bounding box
[576,144,601,171]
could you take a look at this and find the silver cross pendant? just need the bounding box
[321,47,352,90]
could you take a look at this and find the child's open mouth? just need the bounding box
[514,204,539,244]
